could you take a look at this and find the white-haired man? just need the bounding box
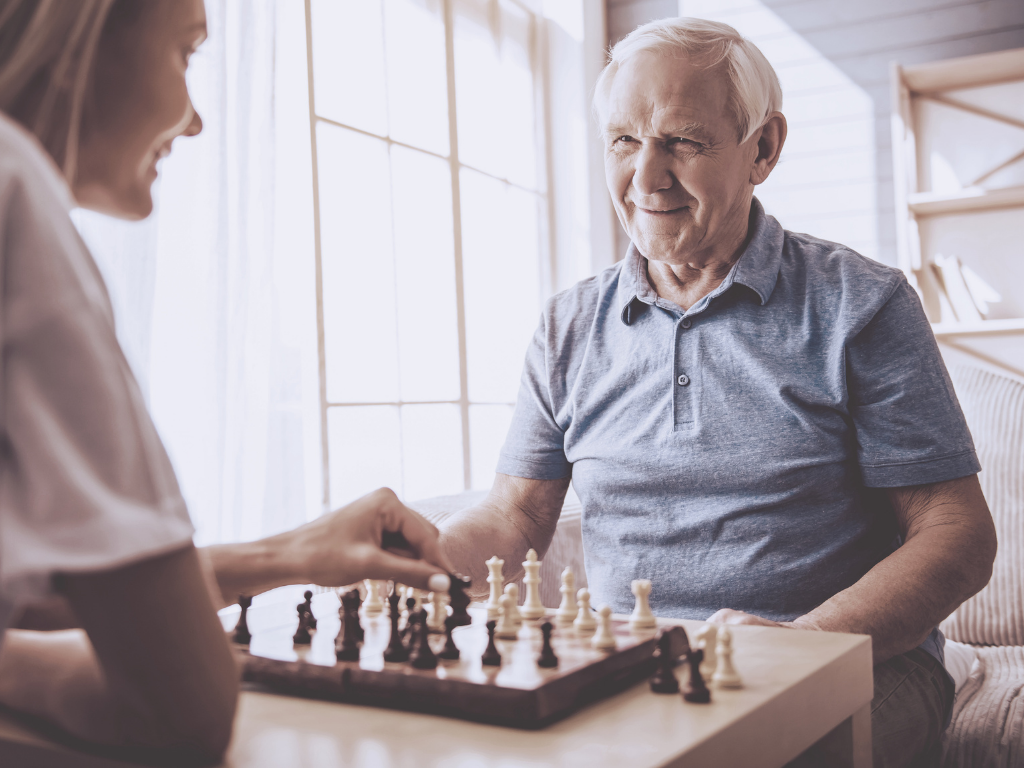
[440,17,996,768]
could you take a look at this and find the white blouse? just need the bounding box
[0,113,194,633]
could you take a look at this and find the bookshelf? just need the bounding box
[891,47,1024,380]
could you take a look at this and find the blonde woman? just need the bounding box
[0,0,451,761]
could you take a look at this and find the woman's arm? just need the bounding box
[0,544,239,763]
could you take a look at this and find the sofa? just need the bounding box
[413,363,1024,767]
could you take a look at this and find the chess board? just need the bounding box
[236,603,688,729]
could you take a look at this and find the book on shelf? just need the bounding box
[929,253,995,324]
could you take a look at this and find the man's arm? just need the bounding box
[439,474,571,598]
[711,475,997,663]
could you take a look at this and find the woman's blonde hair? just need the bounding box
[0,0,117,181]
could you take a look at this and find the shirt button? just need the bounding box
[677,374,690,386]
[681,319,692,329]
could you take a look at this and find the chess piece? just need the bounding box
[401,597,418,643]
[591,605,616,651]
[383,591,409,663]
[292,597,313,645]
[362,580,383,617]
[438,614,460,661]
[300,590,317,630]
[335,592,362,662]
[428,589,447,632]
[348,588,365,642]
[695,624,718,678]
[629,579,655,631]
[573,588,596,633]
[503,583,522,627]
[712,626,742,688]
[409,612,438,670]
[495,593,519,639]
[481,620,502,666]
[448,573,472,627]
[683,648,711,703]
[537,621,558,668]
[404,585,422,613]
[231,595,252,645]
[485,556,504,620]
[649,629,680,693]
[555,567,577,624]
[521,548,545,620]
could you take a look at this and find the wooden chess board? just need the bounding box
[236,602,687,729]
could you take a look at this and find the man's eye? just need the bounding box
[615,135,634,143]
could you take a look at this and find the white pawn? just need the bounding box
[555,567,577,624]
[573,588,596,633]
[629,579,655,630]
[695,624,718,678]
[591,605,616,651]
[362,580,383,617]
[428,590,447,631]
[485,556,504,620]
[503,583,522,627]
[712,625,742,689]
[495,593,519,639]
[521,549,545,620]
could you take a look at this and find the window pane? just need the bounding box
[311,0,387,136]
[469,404,515,490]
[461,169,541,402]
[328,406,402,507]
[401,404,464,500]
[453,0,537,188]
[317,123,399,402]
[391,146,461,402]
[384,0,450,156]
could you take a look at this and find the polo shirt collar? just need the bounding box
[618,197,784,325]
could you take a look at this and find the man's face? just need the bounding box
[602,52,760,265]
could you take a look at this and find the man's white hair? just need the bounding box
[595,17,783,144]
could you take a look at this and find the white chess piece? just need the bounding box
[591,605,616,651]
[555,567,578,624]
[521,549,545,619]
[573,588,596,633]
[485,556,504,620]
[495,593,519,639]
[629,579,655,630]
[712,625,742,689]
[428,590,447,631]
[503,583,522,627]
[362,580,383,617]
[695,624,718,678]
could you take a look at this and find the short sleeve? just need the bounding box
[0,121,194,605]
[847,276,980,487]
[496,314,572,480]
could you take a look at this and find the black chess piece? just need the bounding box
[682,648,711,703]
[649,629,680,694]
[301,590,317,630]
[292,599,312,645]
[438,614,460,661]
[409,612,438,670]
[231,595,252,645]
[448,573,472,628]
[343,588,364,642]
[537,621,558,668]
[383,592,409,663]
[401,597,418,643]
[481,619,502,666]
[336,590,362,662]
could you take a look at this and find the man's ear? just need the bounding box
[749,112,787,185]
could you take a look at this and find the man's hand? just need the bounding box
[202,488,455,607]
[706,608,819,631]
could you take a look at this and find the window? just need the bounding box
[306,0,551,507]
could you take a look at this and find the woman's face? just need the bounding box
[73,0,207,220]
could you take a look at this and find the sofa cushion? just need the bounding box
[941,366,1024,647]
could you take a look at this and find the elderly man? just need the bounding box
[439,17,996,768]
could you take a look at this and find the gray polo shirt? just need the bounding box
[497,199,979,660]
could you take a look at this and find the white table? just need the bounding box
[0,592,873,768]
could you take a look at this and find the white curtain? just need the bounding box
[73,0,322,546]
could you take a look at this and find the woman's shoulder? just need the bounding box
[0,112,75,214]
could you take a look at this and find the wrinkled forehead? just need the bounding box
[600,51,733,133]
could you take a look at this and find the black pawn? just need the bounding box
[438,614,460,661]
[401,597,418,643]
[301,590,317,630]
[409,613,438,670]
[537,621,558,668]
[649,630,680,694]
[335,591,361,662]
[383,592,409,663]
[231,595,252,645]
[682,648,711,703]
[448,573,472,628]
[481,619,502,666]
[292,600,312,645]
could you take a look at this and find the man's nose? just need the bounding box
[632,142,674,196]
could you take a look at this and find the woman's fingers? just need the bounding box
[380,499,455,574]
